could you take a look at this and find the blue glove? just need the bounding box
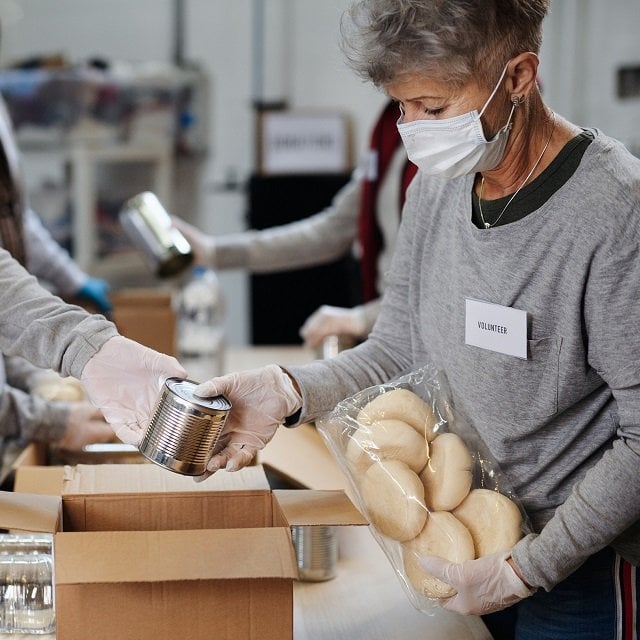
[77,278,112,313]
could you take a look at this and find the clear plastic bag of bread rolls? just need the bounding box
[29,369,88,402]
[316,364,531,614]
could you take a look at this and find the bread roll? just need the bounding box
[357,388,439,442]
[452,488,522,557]
[419,432,473,511]
[403,511,475,599]
[31,372,86,402]
[346,419,429,474]
[360,459,428,542]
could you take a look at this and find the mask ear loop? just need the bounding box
[397,102,405,124]
[477,60,527,134]
[478,62,511,118]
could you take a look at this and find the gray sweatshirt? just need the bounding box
[0,209,93,446]
[0,247,117,378]
[288,130,640,591]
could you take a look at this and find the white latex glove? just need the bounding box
[419,550,536,616]
[53,402,115,451]
[299,304,367,349]
[80,336,187,445]
[170,215,216,267]
[193,364,302,479]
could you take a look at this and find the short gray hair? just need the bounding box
[340,0,549,89]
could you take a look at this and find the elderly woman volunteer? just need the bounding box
[119,1,640,637]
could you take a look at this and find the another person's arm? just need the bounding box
[2,357,114,451]
[23,208,111,312]
[0,247,186,442]
[299,298,381,348]
[173,174,361,272]
[0,378,67,444]
[0,381,112,452]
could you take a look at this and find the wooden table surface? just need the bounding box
[294,525,492,640]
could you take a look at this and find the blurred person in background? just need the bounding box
[172,99,416,349]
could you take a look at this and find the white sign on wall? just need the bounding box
[260,111,350,174]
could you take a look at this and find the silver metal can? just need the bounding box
[138,377,231,476]
[119,191,194,278]
[321,335,341,359]
[290,525,338,582]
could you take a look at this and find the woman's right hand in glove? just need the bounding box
[193,364,303,480]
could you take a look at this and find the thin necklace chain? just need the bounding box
[479,111,557,229]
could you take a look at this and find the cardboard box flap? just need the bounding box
[14,466,65,496]
[258,423,348,490]
[62,463,270,495]
[274,490,368,527]
[55,528,297,584]
[9,442,47,468]
[0,491,61,533]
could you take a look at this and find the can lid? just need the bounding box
[165,378,232,412]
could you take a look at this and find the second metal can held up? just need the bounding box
[138,377,231,476]
[119,191,193,278]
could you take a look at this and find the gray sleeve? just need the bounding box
[513,437,640,590]
[0,382,68,444]
[213,174,361,272]
[357,299,382,335]
[3,355,41,391]
[0,247,118,378]
[286,192,419,422]
[24,208,88,296]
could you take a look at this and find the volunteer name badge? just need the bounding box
[465,298,528,359]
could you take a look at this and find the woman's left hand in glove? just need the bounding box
[419,550,536,615]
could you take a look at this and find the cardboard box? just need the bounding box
[111,287,176,356]
[4,464,366,640]
[9,441,48,468]
[257,422,348,491]
[12,465,65,496]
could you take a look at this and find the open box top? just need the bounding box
[3,464,367,583]
[0,490,61,533]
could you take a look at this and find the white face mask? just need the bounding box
[396,64,517,178]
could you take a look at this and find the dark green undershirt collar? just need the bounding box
[471,129,595,229]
